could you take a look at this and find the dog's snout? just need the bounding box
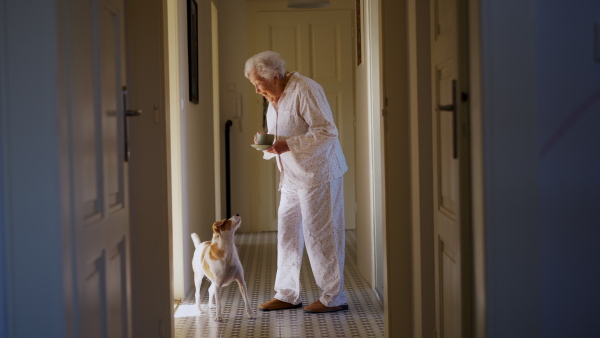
[235,213,240,216]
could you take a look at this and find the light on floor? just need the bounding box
[173,304,202,318]
[287,0,330,9]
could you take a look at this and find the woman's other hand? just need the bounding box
[267,140,290,155]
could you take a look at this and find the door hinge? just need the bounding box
[382,97,389,117]
[153,105,159,124]
[159,319,166,337]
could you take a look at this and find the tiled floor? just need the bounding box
[174,230,385,337]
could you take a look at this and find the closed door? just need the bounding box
[249,9,356,232]
[431,0,470,336]
[70,0,132,336]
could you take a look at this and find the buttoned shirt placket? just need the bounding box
[274,104,285,191]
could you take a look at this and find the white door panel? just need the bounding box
[435,63,459,216]
[70,0,131,336]
[431,0,469,336]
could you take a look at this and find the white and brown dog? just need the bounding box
[190,214,255,321]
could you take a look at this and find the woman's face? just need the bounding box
[249,71,279,103]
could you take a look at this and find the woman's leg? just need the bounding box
[273,185,305,305]
[300,177,347,307]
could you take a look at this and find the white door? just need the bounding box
[70,0,132,336]
[249,9,356,232]
[431,0,470,336]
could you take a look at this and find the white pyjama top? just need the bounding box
[262,72,348,189]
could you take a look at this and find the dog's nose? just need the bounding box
[235,213,240,216]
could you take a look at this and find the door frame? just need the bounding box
[405,0,436,336]
[380,0,412,334]
[166,0,185,303]
[467,0,486,336]
[125,0,173,336]
[401,0,485,336]
[0,1,74,337]
[364,0,386,304]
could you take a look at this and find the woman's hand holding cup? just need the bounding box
[253,132,265,144]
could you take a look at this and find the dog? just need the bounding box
[190,214,255,321]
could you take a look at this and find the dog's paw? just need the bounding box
[248,311,256,319]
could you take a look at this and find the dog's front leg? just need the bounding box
[236,278,256,319]
[213,285,223,321]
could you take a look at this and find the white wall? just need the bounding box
[354,14,375,290]
[181,0,218,241]
[179,0,220,291]
[342,1,383,292]
[536,0,600,336]
[214,0,253,229]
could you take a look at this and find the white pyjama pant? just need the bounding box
[274,176,347,307]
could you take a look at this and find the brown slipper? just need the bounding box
[259,298,303,311]
[303,300,349,313]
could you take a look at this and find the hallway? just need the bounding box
[174,230,384,337]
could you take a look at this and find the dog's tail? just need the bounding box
[191,233,201,249]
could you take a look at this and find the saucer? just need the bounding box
[251,144,271,151]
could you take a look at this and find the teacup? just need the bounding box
[257,133,275,145]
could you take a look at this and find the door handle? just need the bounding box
[126,109,142,117]
[123,86,142,162]
[436,80,458,159]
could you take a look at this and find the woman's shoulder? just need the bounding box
[289,73,324,94]
[291,72,317,86]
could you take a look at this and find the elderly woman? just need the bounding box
[245,51,348,313]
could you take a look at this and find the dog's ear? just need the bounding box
[212,219,232,233]
[213,219,227,227]
[212,219,233,233]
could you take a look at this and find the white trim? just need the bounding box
[364,0,384,295]
[406,0,429,335]
[167,0,185,302]
[211,2,221,221]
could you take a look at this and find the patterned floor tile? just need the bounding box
[174,230,384,338]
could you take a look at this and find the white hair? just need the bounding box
[244,51,287,80]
